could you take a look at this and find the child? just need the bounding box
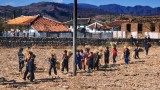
[94,51,100,70]
[61,50,69,74]
[87,52,94,73]
[18,48,24,72]
[104,47,110,65]
[48,53,57,78]
[112,47,117,64]
[124,47,130,64]
[134,46,140,59]
[80,50,86,71]
[76,50,82,71]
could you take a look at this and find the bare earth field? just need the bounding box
[0,46,160,90]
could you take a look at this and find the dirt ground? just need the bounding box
[0,46,160,90]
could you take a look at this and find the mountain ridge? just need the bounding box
[0,2,160,22]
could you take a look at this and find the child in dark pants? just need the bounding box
[94,52,100,70]
[87,52,94,73]
[145,43,150,55]
[48,54,57,78]
[23,51,36,82]
[134,46,140,59]
[18,48,24,72]
[61,50,69,74]
[112,47,117,64]
[76,50,82,71]
[104,47,110,65]
[124,47,130,64]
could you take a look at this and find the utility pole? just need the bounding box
[73,0,77,76]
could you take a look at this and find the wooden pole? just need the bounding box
[73,0,77,76]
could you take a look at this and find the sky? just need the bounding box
[0,0,159,7]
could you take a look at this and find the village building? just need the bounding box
[5,15,70,37]
[108,20,130,38]
[121,17,160,38]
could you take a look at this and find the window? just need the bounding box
[150,23,155,32]
[138,24,143,33]
[126,24,131,32]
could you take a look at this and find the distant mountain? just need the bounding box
[0,2,160,22]
[68,3,98,9]
[99,4,160,16]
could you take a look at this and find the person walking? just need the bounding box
[28,51,36,82]
[48,53,57,79]
[18,48,24,72]
[112,47,117,64]
[61,50,69,74]
[80,50,86,71]
[94,51,100,70]
[23,51,36,82]
[76,50,82,71]
[123,47,130,64]
[145,42,150,55]
[134,46,140,59]
[87,52,94,73]
[104,47,110,65]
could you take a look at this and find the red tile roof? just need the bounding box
[32,17,69,32]
[7,15,69,32]
[7,15,38,26]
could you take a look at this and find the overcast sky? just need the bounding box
[0,0,159,7]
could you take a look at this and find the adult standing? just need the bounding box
[130,35,134,46]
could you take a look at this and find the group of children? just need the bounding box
[17,41,151,82]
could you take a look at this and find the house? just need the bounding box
[107,20,130,38]
[5,15,70,37]
[121,17,160,38]
[108,20,130,31]
[86,21,110,33]
[64,18,91,32]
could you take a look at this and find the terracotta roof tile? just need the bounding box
[7,15,38,26]
[32,17,69,32]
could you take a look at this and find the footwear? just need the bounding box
[52,76,56,79]
[23,78,26,80]
[27,76,30,80]
[61,71,64,74]
[30,80,34,82]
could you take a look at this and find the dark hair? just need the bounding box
[64,50,67,53]
[113,47,117,51]
[19,48,23,52]
[106,46,109,49]
[28,47,31,49]
[77,50,80,52]
[80,49,83,53]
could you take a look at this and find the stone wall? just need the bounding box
[0,37,159,48]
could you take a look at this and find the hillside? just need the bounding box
[0,2,160,22]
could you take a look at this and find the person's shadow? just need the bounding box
[0,77,64,88]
